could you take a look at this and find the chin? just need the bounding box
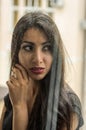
[30,75,45,81]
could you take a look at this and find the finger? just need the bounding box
[11,71,17,79]
[12,67,23,81]
[15,64,28,80]
[7,77,20,90]
[10,75,18,85]
[6,80,14,91]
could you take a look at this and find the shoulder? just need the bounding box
[64,84,84,128]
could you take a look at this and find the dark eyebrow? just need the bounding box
[22,41,34,45]
[22,40,51,45]
[42,42,51,45]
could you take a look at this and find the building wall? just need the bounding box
[53,0,84,100]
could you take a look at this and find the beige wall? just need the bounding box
[53,0,85,100]
[0,0,11,87]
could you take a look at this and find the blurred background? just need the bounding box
[0,0,86,129]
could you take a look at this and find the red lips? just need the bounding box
[30,67,45,74]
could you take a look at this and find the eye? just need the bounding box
[22,45,33,52]
[43,44,52,52]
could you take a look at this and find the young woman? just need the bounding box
[0,11,83,130]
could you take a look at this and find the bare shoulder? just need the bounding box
[70,112,79,130]
[61,113,78,130]
[0,105,6,130]
[64,84,84,128]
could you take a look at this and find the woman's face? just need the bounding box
[18,28,53,80]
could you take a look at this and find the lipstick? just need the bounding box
[30,67,45,74]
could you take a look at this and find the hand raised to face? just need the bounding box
[6,64,39,112]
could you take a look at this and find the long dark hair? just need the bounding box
[10,11,73,130]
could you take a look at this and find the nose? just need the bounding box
[32,50,43,64]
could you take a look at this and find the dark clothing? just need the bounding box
[2,86,84,130]
[65,86,84,129]
[2,94,12,130]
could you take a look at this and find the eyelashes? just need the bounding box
[42,44,52,52]
[22,45,33,51]
[20,43,52,53]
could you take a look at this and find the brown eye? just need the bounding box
[23,45,33,52]
[43,45,52,52]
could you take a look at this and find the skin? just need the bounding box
[18,28,53,81]
[0,28,78,130]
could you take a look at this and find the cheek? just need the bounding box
[18,52,28,67]
[46,55,53,68]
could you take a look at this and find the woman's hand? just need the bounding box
[6,64,39,130]
[6,64,38,112]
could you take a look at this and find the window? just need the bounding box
[11,0,54,27]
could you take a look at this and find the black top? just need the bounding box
[2,86,84,130]
[65,86,83,129]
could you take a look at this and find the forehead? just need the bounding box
[23,27,48,41]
